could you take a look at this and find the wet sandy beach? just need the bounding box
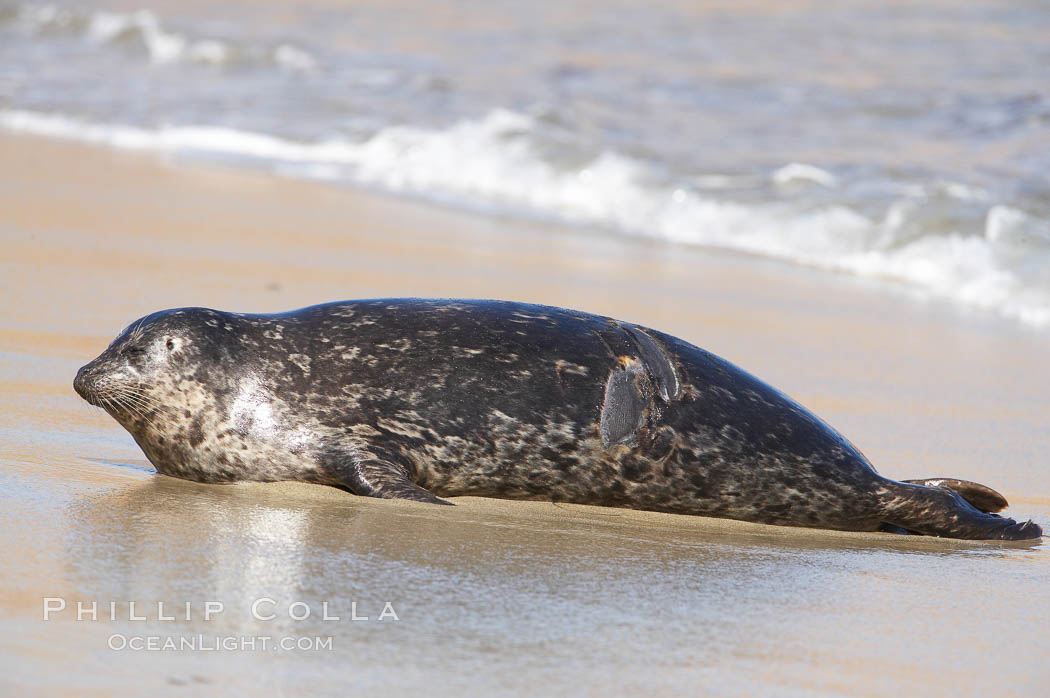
[1,135,1048,696]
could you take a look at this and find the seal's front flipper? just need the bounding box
[901,478,1008,513]
[343,458,452,505]
[881,482,1041,540]
[599,357,649,446]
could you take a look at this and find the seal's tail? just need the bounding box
[879,479,1042,540]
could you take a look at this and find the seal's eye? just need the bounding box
[125,346,146,358]
[166,339,176,351]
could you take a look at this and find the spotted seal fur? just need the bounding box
[73,299,1042,540]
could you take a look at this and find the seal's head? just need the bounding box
[73,310,205,423]
[73,307,319,483]
[72,307,247,455]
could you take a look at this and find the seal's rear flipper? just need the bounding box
[901,478,1008,513]
[881,482,1041,540]
[341,458,453,505]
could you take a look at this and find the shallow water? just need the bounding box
[1,135,1048,695]
[2,0,1050,326]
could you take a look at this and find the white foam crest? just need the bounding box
[88,9,233,65]
[273,44,316,72]
[13,4,311,69]
[85,11,128,43]
[772,163,838,187]
[940,180,989,202]
[121,10,187,64]
[0,110,353,159]
[2,106,1048,328]
[985,205,1050,247]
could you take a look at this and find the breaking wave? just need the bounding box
[2,107,1048,328]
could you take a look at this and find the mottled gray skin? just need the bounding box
[74,299,1042,540]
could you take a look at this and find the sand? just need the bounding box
[1,134,1047,697]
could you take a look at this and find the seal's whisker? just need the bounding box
[101,394,120,417]
[109,388,165,429]
[112,388,153,409]
[111,383,160,406]
[113,390,148,413]
[118,394,163,432]
[122,391,166,412]
[117,383,161,400]
[132,408,162,433]
[100,383,148,417]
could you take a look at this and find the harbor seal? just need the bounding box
[73,298,1042,540]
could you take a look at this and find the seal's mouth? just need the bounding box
[73,364,154,420]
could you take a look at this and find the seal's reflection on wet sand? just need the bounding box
[62,475,1046,691]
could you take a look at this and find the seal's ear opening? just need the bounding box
[163,336,188,355]
[901,478,1009,514]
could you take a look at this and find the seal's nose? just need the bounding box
[73,365,91,400]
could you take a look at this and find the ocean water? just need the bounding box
[2,0,1049,326]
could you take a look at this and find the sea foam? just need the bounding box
[7,3,316,70]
